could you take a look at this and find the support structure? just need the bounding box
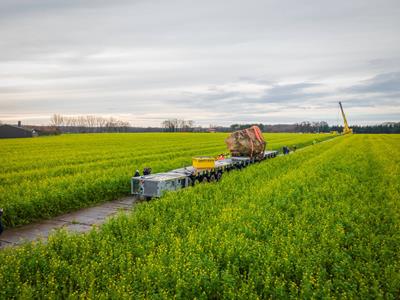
[339,101,353,134]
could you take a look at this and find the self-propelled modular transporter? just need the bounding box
[131,150,278,199]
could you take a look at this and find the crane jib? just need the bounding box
[339,101,352,134]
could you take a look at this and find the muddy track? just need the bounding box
[0,197,137,249]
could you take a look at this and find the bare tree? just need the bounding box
[69,117,78,132]
[50,114,64,128]
[161,118,196,132]
[77,116,86,132]
[162,119,178,132]
[96,116,107,132]
[187,120,194,131]
[50,114,130,133]
[86,115,97,132]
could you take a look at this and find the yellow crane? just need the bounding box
[339,101,353,134]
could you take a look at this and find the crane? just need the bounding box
[339,101,353,134]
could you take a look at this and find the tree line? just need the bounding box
[230,121,400,134]
[2,117,399,134]
[50,114,130,133]
[161,119,196,132]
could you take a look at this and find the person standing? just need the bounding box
[143,168,152,176]
[283,146,290,155]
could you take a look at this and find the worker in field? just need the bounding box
[143,167,152,176]
[0,208,4,237]
[283,146,289,155]
[134,170,140,177]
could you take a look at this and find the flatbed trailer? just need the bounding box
[131,150,278,199]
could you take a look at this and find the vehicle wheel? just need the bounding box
[193,178,201,186]
[201,177,208,183]
[209,175,216,182]
[216,172,222,181]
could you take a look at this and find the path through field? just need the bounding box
[0,197,136,249]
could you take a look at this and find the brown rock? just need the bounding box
[225,126,266,158]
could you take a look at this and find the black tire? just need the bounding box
[209,174,216,182]
[216,172,222,181]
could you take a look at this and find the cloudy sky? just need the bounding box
[0,0,399,126]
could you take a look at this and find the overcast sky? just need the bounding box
[0,0,399,126]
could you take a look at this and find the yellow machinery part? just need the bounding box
[193,156,215,169]
[339,101,353,134]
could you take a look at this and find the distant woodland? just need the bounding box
[229,121,400,134]
[1,115,399,135]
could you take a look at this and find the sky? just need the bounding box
[0,0,399,127]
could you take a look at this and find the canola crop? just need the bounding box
[0,132,332,227]
[0,134,398,298]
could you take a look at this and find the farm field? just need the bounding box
[0,134,398,298]
[0,133,334,228]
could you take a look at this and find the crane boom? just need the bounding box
[339,101,353,134]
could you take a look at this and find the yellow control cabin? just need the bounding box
[192,156,215,169]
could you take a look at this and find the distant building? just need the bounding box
[0,122,36,138]
[24,125,60,136]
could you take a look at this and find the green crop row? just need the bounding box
[0,133,331,227]
[0,134,398,298]
[0,133,334,227]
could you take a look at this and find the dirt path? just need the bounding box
[0,197,137,249]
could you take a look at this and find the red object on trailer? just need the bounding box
[225,126,266,159]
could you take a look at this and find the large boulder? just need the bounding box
[225,126,266,158]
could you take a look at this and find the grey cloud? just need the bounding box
[337,96,399,108]
[259,83,326,104]
[0,0,399,126]
[0,0,134,19]
[345,72,400,94]
[171,81,326,116]
[172,72,400,125]
[194,82,324,105]
[336,72,400,110]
